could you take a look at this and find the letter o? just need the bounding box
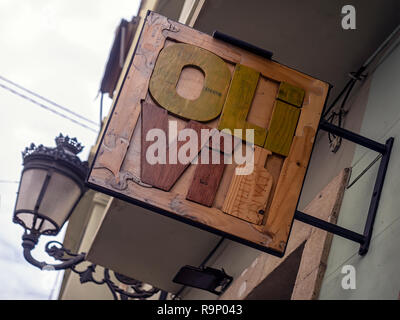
[149,43,231,122]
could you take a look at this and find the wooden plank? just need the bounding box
[149,43,231,122]
[140,101,169,186]
[277,82,305,107]
[94,13,170,178]
[141,118,212,191]
[261,126,316,251]
[264,101,300,156]
[218,64,268,147]
[89,169,273,246]
[186,148,225,207]
[206,129,242,155]
[184,128,240,208]
[262,153,285,224]
[247,76,278,130]
[222,147,273,225]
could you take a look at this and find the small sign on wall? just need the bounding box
[88,11,329,257]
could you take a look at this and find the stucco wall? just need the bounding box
[319,38,400,300]
[180,0,398,300]
[60,193,112,300]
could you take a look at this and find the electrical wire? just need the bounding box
[323,25,400,153]
[324,24,400,122]
[99,93,104,126]
[0,180,19,184]
[346,154,382,189]
[0,82,98,133]
[0,75,98,127]
[323,71,363,120]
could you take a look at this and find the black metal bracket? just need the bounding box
[212,30,273,60]
[295,120,394,255]
[173,265,233,295]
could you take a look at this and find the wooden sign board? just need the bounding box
[88,11,329,257]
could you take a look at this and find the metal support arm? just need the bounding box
[22,232,86,270]
[294,211,365,244]
[295,121,394,255]
[319,121,387,154]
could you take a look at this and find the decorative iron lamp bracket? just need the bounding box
[21,231,161,300]
[14,135,161,300]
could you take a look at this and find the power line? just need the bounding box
[0,75,98,127]
[0,82,98,133]
[100,93,104,126]
[0,180,19,184]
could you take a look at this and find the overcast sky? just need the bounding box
[0,0,140,299]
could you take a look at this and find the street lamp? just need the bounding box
[14,134,87,270]
[14,134,87,237]
[13,134,161,300]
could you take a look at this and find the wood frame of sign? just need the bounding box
[87,11,330,257]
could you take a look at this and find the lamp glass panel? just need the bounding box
[38,171,81,230]
[14,213,34,229]
[38,219,56,234]
[35,218,58,233]
[33,216,54,232]
[15,169,48,228]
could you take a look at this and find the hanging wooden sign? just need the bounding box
[88,11,329,257]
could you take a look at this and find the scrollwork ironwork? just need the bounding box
[21,232,161,300]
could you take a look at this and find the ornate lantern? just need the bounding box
[12,134,161,299]
[14,134,88,236]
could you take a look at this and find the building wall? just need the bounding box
[179,0,399,299]
[60,192,112,300]
[182,41,400,300]
[319,38,400,300]
[59,0,400,300]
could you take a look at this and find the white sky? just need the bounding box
[0,0,140,299]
